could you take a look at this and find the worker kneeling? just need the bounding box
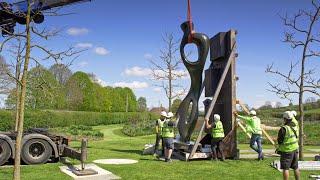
[162,112,176,163]
[276,111,300,180]
[205,114,225,161]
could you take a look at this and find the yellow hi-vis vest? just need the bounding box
[278,125,299,153]
[292,116,299,137]
[156,119,164,136]
[162,120,174,138]
[212,121,225,138]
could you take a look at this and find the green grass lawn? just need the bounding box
[0,124,319,180]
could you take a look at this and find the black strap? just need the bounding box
[288,125,298,139]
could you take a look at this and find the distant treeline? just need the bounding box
[257,100,320,122]
[5,64,138,112]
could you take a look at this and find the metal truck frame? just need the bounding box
[0,128,87,166]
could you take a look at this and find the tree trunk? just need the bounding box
[13,1,31,179]
[168,67,172,111]
[298,55,305,161]
[14,79,20,131]
[14,41,22,131]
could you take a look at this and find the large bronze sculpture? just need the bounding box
[176,19,238,159]
[176,21,210,142]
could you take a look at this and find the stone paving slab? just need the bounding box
[60,163,120,180]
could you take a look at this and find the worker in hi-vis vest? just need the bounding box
[162,112,176,163]
[276,111,300,180]
[154,111,167,155]
[205,114,225,161]
[290,111,299,137]
[234,110,264,160]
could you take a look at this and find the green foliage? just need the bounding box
[122,116,155,137]
[0,110,157,131]
[65,72,138,112]
[65,71,95,111]
[137,97,147,112]
[5,67,140,113]
[6,66,66,110]
[171,98,182,113]
[52,125,104,140]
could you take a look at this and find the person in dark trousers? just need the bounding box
[276,111,300,180]
[205,114,225,161]
[235,110,264,160]
[154,111,167,156]
[162,115,176,163]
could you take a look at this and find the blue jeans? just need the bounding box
[250,134,262,158]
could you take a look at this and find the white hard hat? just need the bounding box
[291,111,297,117]
[167,112,174,118]
[250,110,257,116]
[283,111,292,120]
[160,111,167,117]
[214,114,220,121]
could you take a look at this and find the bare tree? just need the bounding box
[0,56,14,94]
[266,0,320,160]
[0,1,82,178]
[49,63,73,85]
[150,33,188,111]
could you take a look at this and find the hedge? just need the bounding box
[0,110,157,131]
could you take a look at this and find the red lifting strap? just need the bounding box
[187,0,195,43]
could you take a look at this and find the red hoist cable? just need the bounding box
[187,0,195,43]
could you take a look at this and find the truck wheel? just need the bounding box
[21,139,52,165]
[0,140,11,166]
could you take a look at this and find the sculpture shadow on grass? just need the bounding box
[109,149,142,155]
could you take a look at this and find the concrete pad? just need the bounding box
[59,163,120,180]
[93,159,138,165]
[272,161,320,172]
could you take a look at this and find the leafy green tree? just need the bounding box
[65,71,95,111]
[138,97,147,112]
[26,66,65,109]
[6,66,65,110]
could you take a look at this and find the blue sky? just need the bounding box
[1,0,319,109]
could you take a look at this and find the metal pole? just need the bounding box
[81,139,88,171]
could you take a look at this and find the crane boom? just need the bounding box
[0,0,91,36]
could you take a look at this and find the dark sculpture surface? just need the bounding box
[177,21,210,142]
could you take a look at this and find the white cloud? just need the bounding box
[144,53,153,60]
[95,47,110,55]
[124,66,152,77]
[153,87,161,93]
[78,61,88,67]
[95,77,108,87]
[113,81,149,89]
[76,43,93,48]
[123,66,189,79]
[67,27,89,36]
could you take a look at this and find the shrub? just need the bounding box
[122,116,155,137]
[52,125,104,141]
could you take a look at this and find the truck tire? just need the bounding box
[0,140,11,166]
[21,139,52,165]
